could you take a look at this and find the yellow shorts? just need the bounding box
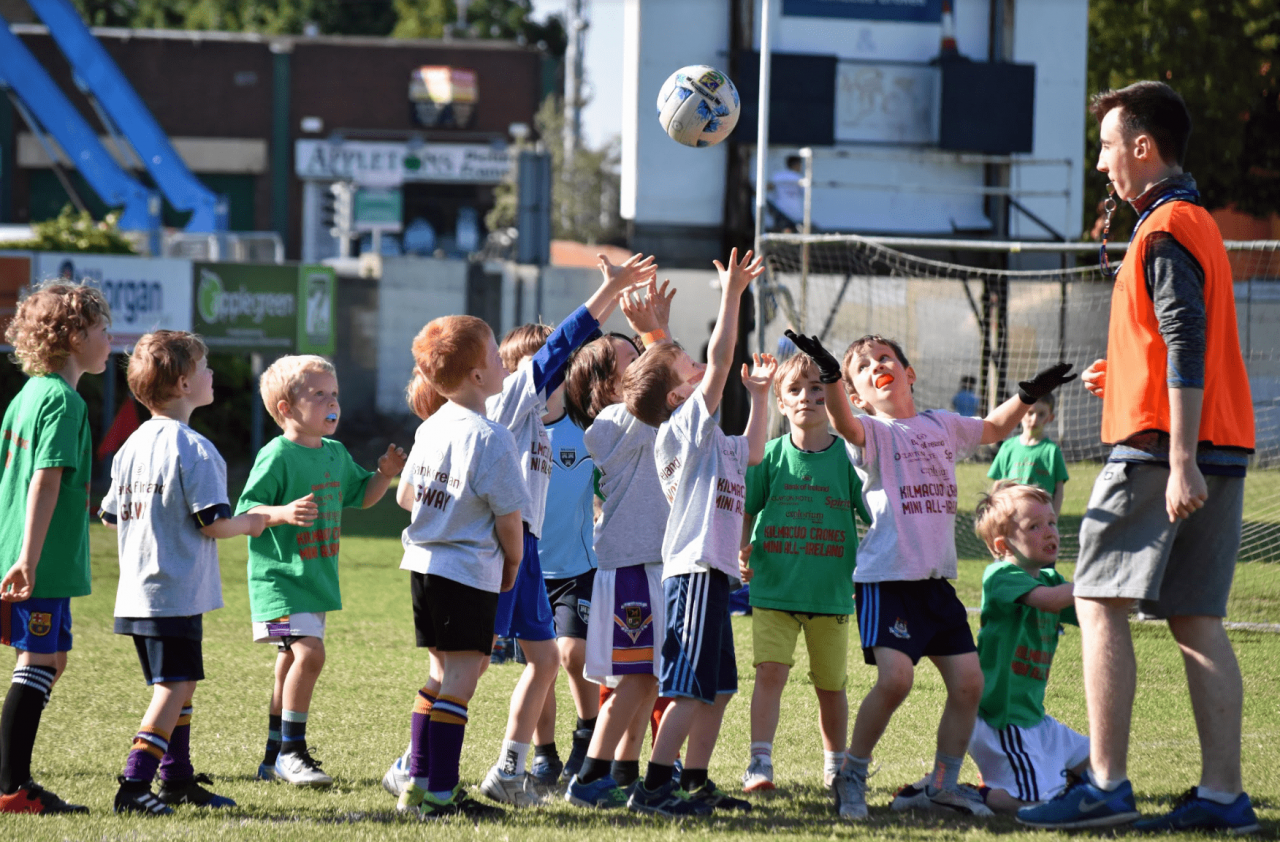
[751,608,850,691]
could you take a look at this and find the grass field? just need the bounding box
[7,475,1280,841]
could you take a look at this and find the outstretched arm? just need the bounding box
[702,249,765,415]
[741,353,778,465]
[982,362,1076,445]
[785,330,864,447]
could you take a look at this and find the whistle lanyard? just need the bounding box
[1098,184,1200,279]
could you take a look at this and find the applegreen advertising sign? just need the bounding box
[192,263,335,356]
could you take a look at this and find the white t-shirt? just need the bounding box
[654,391,749,582]
[846,410,984,582]
[400,402,530,593]
[100,418,228,618]
[486,360,551,538]
[772,169,804,224]
[583,403,668,570]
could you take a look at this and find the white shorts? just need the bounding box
[968,715,1089,804]
[584,562,664,685]
[252,612,327,645]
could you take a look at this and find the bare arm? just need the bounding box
[244,493,318,528]
[741,354,777,466]
[981,393,1030,445]
[739,514,755,583]
[200,512,268,539]
[703,249,765,416]
[495,510,524,592]
[823,382,865,447]
[1020,582,1075,613]
[1053,480,1065,516]
[0,468,62,602]
[586,254,657,321]
[362,445,407,509]
[1167,386,1207,522]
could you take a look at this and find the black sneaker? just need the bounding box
[0,780,89,814]
[627,779,714,817]
[687,779,752,812]
[157,773,236,808]
[561,728,593,783]
[113,777,173,816]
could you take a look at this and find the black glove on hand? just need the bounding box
[1018,362,1077,405]
[785,330,843,384]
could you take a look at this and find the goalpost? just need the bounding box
[757,232,1280,566]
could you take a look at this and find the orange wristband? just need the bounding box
[641,329,669,347]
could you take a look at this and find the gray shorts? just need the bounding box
[1074,462,1243,618]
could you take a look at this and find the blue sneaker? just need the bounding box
[565,774,628,809]
[1017,771,1139,829]
[1133,789,1260,835]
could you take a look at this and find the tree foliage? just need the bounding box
[487,95,623,246]
[1087,0,1280,233]
[9,206,137,254]
[392,0,566,54]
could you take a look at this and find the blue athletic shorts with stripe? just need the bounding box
[493,526,555,641]
[659,569,737,703]
[0,596,72,654]
[854,579,975,665]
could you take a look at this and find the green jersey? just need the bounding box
[236,436,372,621]
[0,375,93,598]
[987,437,1068,497]
[744,435,869,614]
[976,560,1077,729]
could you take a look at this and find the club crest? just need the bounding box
[616,602,652,644]
[27,612,52,637]
[889,618,910,639]
[559,447,578,468]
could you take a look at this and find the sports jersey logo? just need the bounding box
[617,603,652,643]
[889,618,910,639]
[27,613,52,637]
[559,447,578,468]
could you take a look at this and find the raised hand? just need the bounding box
[1018,362,1077,405]
[621,280,662,335]
[713,248,765,297]
[598,252,657,294]
[378,444,408,479]
[741,352,779,398]
[651,279,676,332]
[784,329,842,384]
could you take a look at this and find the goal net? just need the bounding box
[758,233,1280,569]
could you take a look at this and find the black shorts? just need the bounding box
[411,572,500,655]
[115,615,205,686]
[854,579,975,666]
[545,571,594,640]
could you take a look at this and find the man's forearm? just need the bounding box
[1168,386,1204,464]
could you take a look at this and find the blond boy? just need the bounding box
[0,282,111,814]
[237,355,405,786]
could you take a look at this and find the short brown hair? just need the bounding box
[565,336,618,429]
[5,281,111,377]
[407,315,492,420]
[774,354,819,401]
[260,354,336,427]
[500,323,553,374]
[973,480,1054,557]
[622,342,685,427]
[1090,81,1192,166]
[127,331,208,410]
[841,334,910,396]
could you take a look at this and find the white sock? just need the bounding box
[499,740,530,776]
[412,774,430,790]
[823,750,843,777]
[1196,787,1238,805]
[750,741,772,761]
[1092,773,1128,792]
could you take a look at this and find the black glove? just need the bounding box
[785,330,842,384]
[1018,362,1076,405]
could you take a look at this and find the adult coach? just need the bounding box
[1018,81,1259,833]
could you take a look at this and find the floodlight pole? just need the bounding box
[753,0,773,354]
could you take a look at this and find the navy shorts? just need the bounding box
[659,570,737,703]
[1,596,72,654]
[855,579,975,665]
[116,616,205,685]
[412,573,499,655]
[545,570,594,640]
[493,527,555,641]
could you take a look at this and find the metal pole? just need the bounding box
[799,146,812,333]
[250,352,264,457]
[753,0,773,354]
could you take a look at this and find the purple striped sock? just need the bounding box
[159,702,194,782]
[409,688,437,778]
[425,696,468,794]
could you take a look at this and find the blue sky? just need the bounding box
[532,0,625,149]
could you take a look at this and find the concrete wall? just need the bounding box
[375,257,468,414]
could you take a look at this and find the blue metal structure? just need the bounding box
[28,0,228,232]
[0,12,160,233]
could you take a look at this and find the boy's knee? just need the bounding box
[522,640,560,672]
[754,662,790,690]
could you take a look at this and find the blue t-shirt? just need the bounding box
[538,413,597,579]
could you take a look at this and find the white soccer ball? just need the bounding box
[656,65,741,148]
